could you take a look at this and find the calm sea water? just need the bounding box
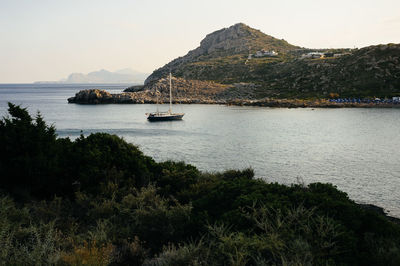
[1,84,400,217]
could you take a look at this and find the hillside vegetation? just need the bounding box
[144,23,400,99]
[1,103,400,265]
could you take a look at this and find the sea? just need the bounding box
[1,84,400,217]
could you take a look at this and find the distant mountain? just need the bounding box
[36,68,149,84]
[65,69,149,84]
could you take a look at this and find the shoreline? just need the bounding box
[226,99,400,108]
[67,89,400,108]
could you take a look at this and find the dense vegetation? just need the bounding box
[1,103,400,265]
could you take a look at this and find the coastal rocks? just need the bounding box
[67,88,400,108]
[68,89,160,104]
[67,88,226,105]
[67,77,233,105]
[68,89,113,104]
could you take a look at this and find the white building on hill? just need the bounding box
[253,49,278,58]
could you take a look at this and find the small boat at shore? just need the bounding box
[146,72,184,121]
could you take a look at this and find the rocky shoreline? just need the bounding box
[68,89,400,108]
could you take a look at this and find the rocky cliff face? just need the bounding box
[192,23,289,56]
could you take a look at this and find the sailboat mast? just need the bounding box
[169,72,172,112]
[156,90,159,114]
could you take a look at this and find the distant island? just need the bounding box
[68,23,400,104]
[36,68,149,84]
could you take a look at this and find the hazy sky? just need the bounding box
[1,0,399,83]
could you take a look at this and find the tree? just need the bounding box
[0,103,65,198]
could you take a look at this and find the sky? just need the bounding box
[0,0,399,83]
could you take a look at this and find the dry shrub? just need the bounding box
[61,240,113,266]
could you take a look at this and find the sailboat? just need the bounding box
[146,72,184,121]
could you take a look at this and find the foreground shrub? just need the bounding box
[1,104,400,265]
[0,197,62,265]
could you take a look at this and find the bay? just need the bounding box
[1,84,400,217]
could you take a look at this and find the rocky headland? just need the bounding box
[68,23,400,105]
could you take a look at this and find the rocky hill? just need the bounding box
[145,23,299,85]
[142,23,400,99]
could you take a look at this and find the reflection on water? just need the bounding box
[1,84,400,217]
